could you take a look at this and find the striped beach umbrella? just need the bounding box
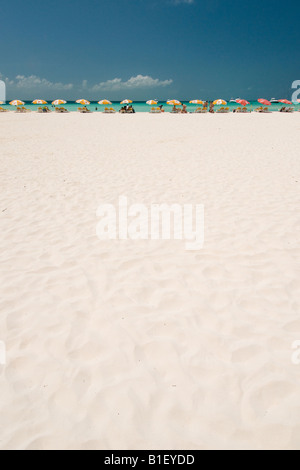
[98,100,112,105]
[52,99,67,106]
[0,101,5,105]
[236,99,250,107]
[76,99,90,105]
[213,99,227,106]
[258,99,271,106]
[167,100,182,106]
[278,99,293,105]
[189,100,204,105]
[32,99,48,105]
[9,100,25,106]
[146,100,158,105]
[121,99,133,105]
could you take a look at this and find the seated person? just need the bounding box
[181,104,188,114]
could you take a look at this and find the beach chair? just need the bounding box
[78,107,91,113]
[0,107,8,113]
[109,108,116,113]
[55,107,69,113]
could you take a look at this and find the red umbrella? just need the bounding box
[236,99,250,106]
[258,99,271,106]
[278,99,293,105]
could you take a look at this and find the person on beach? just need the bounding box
[181,104,188,114]
[209,101,215,113]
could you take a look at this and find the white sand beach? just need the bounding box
[0,112,300,450]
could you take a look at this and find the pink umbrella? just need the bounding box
[236,99,250,106]
[279,99,293,105]
[258,99,271,106]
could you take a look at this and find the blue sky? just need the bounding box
[0,0,299,100]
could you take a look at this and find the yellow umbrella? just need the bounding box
[10,100,25,106]
[189,100,204,105]
[52,99,67,106]
[146,100,158,105]
[32,99,48,105]
[167,100,182,106]
[121,99,133,105]
[213,99,227,106]
[98,100,112,105]
[0,101,5,105]
[76,99,90,105]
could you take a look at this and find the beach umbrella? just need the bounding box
[278,99,293,105]
[167,100,182,106]
[236,99,250,107]
[76,99,90,105]
[0,101,5,105]
[258,99,271,106]
[121,99,133,105]
[146,100,158,105]
[98,100,112,105]
[213,99,227,106]
[52,99,67,106]
[9,100,25,106]
[189,100,204,105]
[32,99,47,105]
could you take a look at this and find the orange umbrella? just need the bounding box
[9,100,25,106]
[52,99,67,106]
[278,99,293,105]
[236,99,250,107]
[258,99,271,106]
[32,99,48,105]
[76,99,90,105]
[98,100,112,105]
[167,100,182,106]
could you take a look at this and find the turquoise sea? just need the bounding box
[1,101,299,113]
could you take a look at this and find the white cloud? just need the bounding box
[172,0,195,4]
[14,75,73,90]
[92,74,173,91]
[0,72,173,99]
